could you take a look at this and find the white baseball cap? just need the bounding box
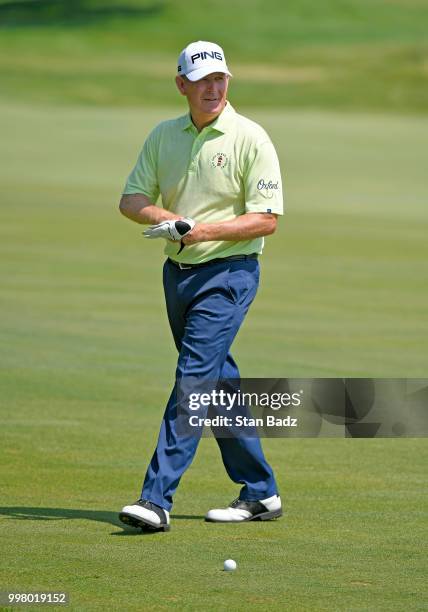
[177,41,232,82]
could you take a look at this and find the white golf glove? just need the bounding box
[143,217,196,241]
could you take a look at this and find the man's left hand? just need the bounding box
[182,224,206,245]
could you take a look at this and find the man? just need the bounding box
[118,41,284,532]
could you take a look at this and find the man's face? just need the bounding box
[175,72,229,118]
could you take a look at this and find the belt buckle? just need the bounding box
[178,262,192,270]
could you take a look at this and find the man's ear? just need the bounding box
[175,75,186,96]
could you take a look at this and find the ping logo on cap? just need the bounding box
[190,51,223,64]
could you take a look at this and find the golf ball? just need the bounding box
[224,559,237,571]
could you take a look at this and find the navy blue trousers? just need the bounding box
[141,257,278,511]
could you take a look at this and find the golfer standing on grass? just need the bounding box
[119,41,284,531]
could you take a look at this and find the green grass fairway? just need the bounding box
[1,101,427,609]
[0,0,427,113]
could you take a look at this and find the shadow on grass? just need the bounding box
[0,0,165,28]
[0,507,204,536]
[0,505,122,526]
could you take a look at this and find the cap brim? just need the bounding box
[184,66,232,82]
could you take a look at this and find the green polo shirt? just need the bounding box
[123,102,284,264]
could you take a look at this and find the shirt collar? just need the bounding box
[182,101,235,134]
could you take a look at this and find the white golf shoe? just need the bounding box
[119,499,170,532]
[205,494,282,523]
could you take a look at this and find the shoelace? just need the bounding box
[136,499,153,510]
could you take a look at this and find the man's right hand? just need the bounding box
[143,218,196,241]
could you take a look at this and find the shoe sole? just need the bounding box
[205,508,283,523]
[119,512,170,532]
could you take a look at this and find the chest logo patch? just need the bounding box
[211,152,228,169]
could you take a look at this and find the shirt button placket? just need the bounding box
[188,132,205,174]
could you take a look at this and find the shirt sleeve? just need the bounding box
[122,127,160,203]
[243,140,284,215]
